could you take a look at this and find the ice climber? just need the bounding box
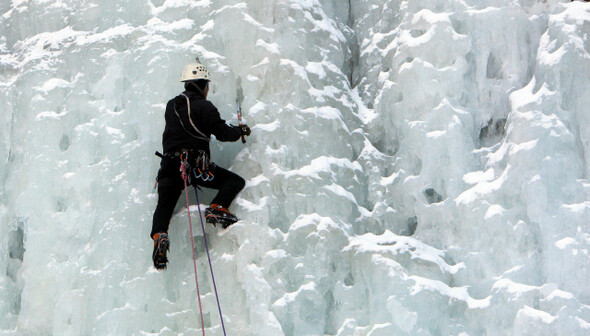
[151,61,251,270]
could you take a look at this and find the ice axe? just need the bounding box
[236,77,246,144]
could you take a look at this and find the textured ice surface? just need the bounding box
[1,0,589,335]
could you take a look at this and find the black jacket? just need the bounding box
[162,90,242,156]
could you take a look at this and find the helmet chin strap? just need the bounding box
[189,81,208,98]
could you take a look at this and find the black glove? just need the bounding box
[240,124,251,136]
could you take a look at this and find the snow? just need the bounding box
[1,0,590,335]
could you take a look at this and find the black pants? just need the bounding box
[151,156,245,238]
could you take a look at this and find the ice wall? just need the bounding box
[1,0,589,335]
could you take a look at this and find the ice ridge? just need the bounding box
[0,1,589,335]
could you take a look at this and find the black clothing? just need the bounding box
[151,90,245,238]
[162,91,243,156]
[150,157,245,237]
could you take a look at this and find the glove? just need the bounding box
[240,124,251,136]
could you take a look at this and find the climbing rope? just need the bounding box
[180,156,206,336]
[194,186,228,336]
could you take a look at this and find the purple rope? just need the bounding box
[180,160,206,336]
[193,186,227,336]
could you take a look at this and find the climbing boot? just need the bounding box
[204,204,239,228]
[152,232,170,270]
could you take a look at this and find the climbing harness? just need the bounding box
[180,152,227,336]
[154,150,214,186]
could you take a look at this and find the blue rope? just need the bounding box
[193,186,228,336]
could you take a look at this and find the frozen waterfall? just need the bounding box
[1,0,589,335]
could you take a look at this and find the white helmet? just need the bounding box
[180,62,211,82]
